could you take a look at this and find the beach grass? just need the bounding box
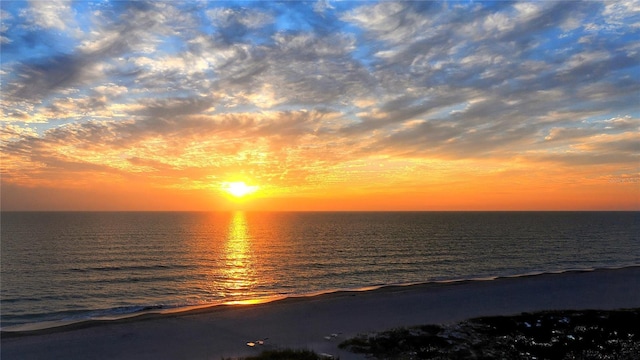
[339,308,640,359]
[227,309,640,360]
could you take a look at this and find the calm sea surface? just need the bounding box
[1,211,639,329]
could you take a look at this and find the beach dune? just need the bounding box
[2,267,639,359]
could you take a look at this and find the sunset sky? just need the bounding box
[1,0,638,211]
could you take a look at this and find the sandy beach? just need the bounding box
[2,267,639,360]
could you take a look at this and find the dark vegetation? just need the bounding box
[230,309,640,359]
[339,309,640,359]
[227,349,332,360]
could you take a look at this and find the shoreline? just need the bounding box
[2,266,640,359]
[3,265,638,336]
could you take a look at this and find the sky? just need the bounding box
[1,0,639,211]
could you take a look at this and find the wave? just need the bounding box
[69,264,197,273]
[3,264,638,335]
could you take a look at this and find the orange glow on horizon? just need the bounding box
[0,157,637,211]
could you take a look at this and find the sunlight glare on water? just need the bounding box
[221,212,257,297]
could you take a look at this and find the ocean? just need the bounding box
[1,211,638,330]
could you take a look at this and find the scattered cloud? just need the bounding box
[1,1,638,210]
[24,0,75,31]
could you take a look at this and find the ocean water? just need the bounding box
[1,211,639,330]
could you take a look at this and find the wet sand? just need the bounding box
[2,267,639,359]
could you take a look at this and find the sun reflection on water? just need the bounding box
[221,211,257,298]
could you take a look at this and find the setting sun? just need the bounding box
[222,182,259,198]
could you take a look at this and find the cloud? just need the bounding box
[602,0,640,29]
[1,9,13,44]
[3,1,195,108]
[1,1,638,209]
[25,0,75,31]
[1,107,339,180]
[313,0,335,14]
[206,7,274,30]
[132,97,216,120]
[4,54,88,104]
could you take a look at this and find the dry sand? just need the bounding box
[2,267,639,359]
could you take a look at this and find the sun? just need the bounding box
[222,181,259,198]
